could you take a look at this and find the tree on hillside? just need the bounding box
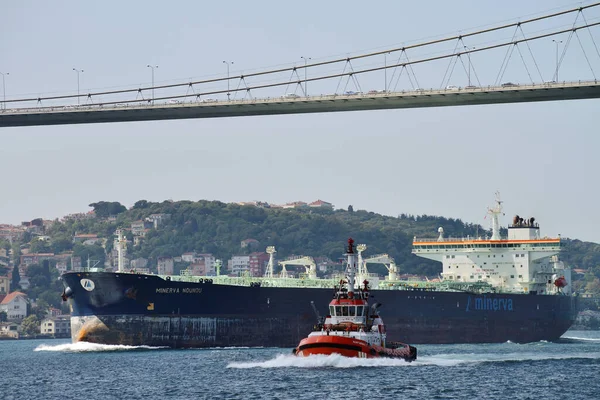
[89,201,127,218]
[0,239,10,252]
[51,235,74,254]
[20,315,40,336]
[133,200,149,209]
[30,299,50,320]
[29,239,52,254]
[73,243,106,268]
[10,264,20,291]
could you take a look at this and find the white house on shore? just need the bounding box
[0,292,28,320]
[40,316,71,338]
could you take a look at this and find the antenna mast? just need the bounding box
[487,191,504,240]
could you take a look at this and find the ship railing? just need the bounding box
[374,280,495,293]
[413,237,495,243]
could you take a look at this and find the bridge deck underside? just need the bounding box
[1,84,599,127]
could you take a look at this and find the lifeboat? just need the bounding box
[293,238,417,362]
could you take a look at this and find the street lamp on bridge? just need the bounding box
[0,72,8,110]
[552,39,563,82]
[147,65,158,104]
[223,61,234,101]
[72,68,83,105]
[300,56,311,96]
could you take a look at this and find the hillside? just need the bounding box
[35,199,600,277]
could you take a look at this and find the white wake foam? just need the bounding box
[227,353,417,369]
[227,351,600,369]
[561,336,600,342]
[34,341,166,352]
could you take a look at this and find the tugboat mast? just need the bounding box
[346,238,357,295]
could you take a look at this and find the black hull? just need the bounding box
[62,272,579,347]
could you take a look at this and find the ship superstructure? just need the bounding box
[412,194,571,295]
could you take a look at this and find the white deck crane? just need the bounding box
[278,256,317,279]
[264,246,277,278]
[363,253,399,281]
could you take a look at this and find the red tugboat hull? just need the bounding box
[294,335,417,362]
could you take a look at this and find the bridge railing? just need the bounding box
[1,80,598,115]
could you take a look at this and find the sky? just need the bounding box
[0,0,599,243]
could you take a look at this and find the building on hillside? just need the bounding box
[240,238,259,249]
[189,260,207,276]
[181,252,196,263]
[54,253,74,274]
[236,201,270,208]
[157,257,174,275]
[70,256,83,271]
[47,307,62,317]
[282,201,308,209]
[248,252,270,277]
[18,272,30,290]
[0,276,9,295]
[131,220,153,236]
[131,257,148,270]
[62,211,95,222]
[229,255,251,276]
[197,254,216,275]
[146,213,171,228]
[0,224,26,241]
[314,256,336,273]
[308,199,334,209]
[55,261,68,274]
[20,253,55,267]
[73,233,101,245]
[0,322,19,339]
[40,316,71,338]
[0,291,28,320]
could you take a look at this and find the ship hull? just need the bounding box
[294,335,417,361]
[62,272,579,347]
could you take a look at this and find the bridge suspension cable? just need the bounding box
[1,2,600,109]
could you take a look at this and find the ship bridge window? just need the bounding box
[335,306,341,316]
[330,306,335,316]
[341,307,349,316]
[357,306,364,316]
[348,306,356,317]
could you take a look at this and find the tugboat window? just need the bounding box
[335,306,341,316]
[341,307,349,316]
[330,306,335,316]
[349,306,356,316]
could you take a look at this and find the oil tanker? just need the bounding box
[61,197,578,347]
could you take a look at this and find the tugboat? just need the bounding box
[293,238,417,361]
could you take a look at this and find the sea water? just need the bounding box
[1,330,599,400]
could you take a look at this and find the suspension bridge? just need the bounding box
[1,3,600,128]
